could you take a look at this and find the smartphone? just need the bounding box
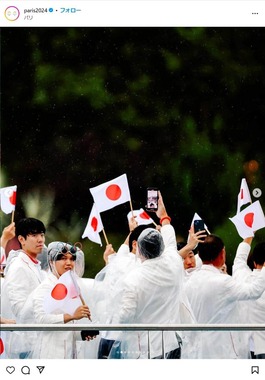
[146,187,158,211]
[194,219,205,233]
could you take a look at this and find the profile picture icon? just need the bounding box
[5,6,20,21]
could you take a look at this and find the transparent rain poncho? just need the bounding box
[107,226,185,359]
[38,245,49,271]
[137,228,165,259]
[47,241,84,278]
[30,241,99,359]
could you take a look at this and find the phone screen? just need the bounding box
[194,219,205,233]
[146,188,158,211]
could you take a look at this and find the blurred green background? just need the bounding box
[1,27,265,277]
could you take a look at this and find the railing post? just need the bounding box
[147,330,151,359]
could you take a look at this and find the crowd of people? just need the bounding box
[1,191,265,359]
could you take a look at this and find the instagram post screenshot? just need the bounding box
[1,1,265,378]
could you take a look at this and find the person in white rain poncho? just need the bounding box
[108,192,184,359]
[1,218,47,359]
[184,234,265,359]
[30,242,99,359]
[232,238,265,359]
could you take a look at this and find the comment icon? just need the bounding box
[21,366,30,375]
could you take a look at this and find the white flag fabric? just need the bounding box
[127,208,155,226]
[0,185,17,214]
[44,270,82,315]
[90,174,131,212]
[230,200,265,238]
[82,203,103,246]
[237,178,252,214]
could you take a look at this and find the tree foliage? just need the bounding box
[2,27,265,276]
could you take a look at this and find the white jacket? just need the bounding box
[185,245,265,358]
[233,242,265,356]
[112,224,184,358]
[1,250,46,358]
[31,271,99,359]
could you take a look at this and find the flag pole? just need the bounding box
[102,228,109,245]
[129,199,135,218]
[70,270,91,321]
[11,210,15,223]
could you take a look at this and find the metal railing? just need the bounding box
[2,323,265,331]
[2,324,265,359]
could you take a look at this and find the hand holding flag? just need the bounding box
[44,270,83,315]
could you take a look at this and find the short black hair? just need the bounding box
[177,241,198,254]
[129,224,154,251]
[16,217,46,239]
[252,242,265,266]
[198,234,224,262]
[177,242,186,251]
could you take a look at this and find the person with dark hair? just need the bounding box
[1,217,47,358]
[233,238,265,358]
[197,234,225,262]
[184,234,265,358]
[177,241,197,273]
[108,192,184,359]
[177,225,207,277]
[15,217,46,239]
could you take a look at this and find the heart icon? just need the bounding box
[6,366,15,374]
[244,212,254,228]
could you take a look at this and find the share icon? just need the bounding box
[36,366,45,374]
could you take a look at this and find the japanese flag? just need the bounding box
[82,204,103,246]
[237,178,252,214]
[44,270,82,315]
[230,200,265,238]
[90,174,131,212]
[127,208,155,226]
[0,185,17,214]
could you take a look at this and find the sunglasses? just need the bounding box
[56,241,82,254]
[52,242,83,261]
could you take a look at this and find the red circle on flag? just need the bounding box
[106,184,121,200]
[51,284,68,300]
[139,211,150,220]
[9,191,16,206]
[0,337,4,355]
[244,212,254,228]
[91,216,98,232]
